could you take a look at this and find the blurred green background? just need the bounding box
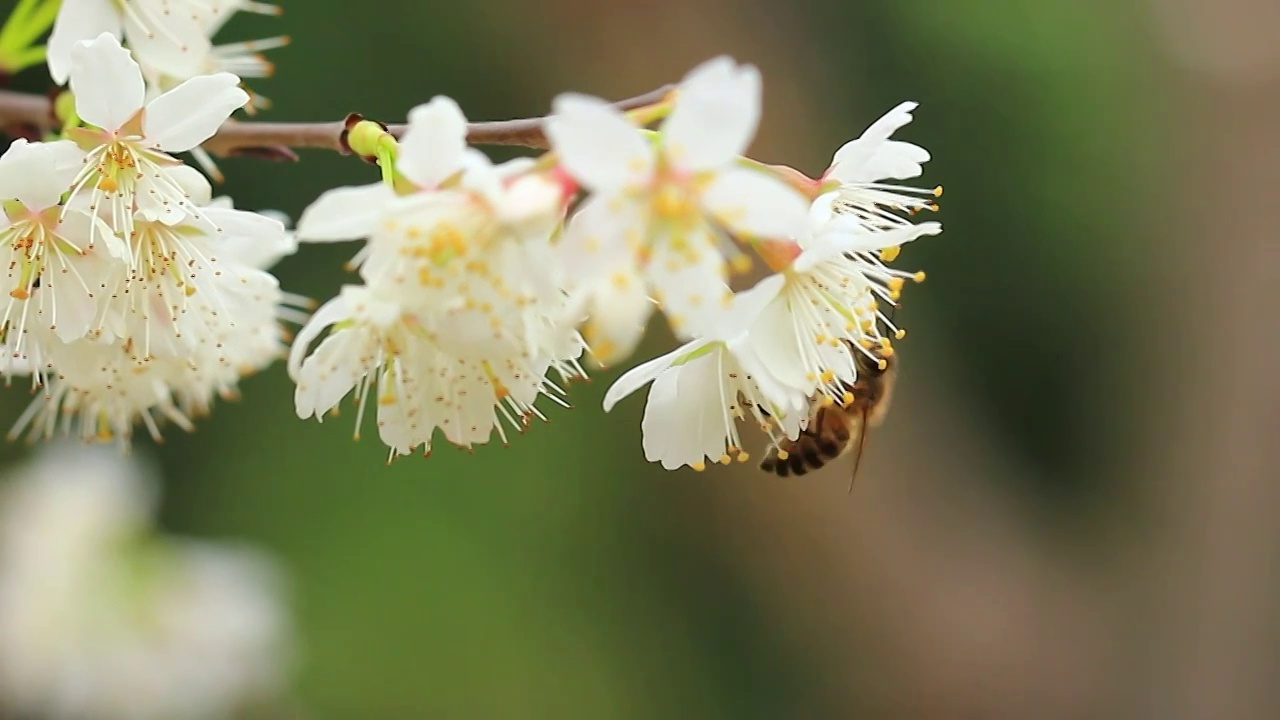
[5,0,1280,717]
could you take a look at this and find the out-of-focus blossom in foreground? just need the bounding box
[0,443,294,720]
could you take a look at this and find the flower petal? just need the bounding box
[296,183,394,242]
[557,195,641,281]
[46,0,121,85]
[661,57,761,171]
[0,140,85,210]
[121,9,211,83]
[134,164,213,225]
[640,364,699,469]
[830,140,930,184]
[829,102,930,182]
[700,166,809,240]
[60,207,127,260]
[719,272,786,338]
[646,227,730,339]
[742,291,811,394]
[143,73,248,152]
[68,33,144,130]
[582,267,653,366]
[807,216,942,259]
[396,96,468,189]
[205,207,295,269]
[43,259,100,343]
[546,93,653,194]
[287,291,356,381]
[641,351,730,469]
[602,336,716,412]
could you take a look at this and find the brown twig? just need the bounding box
[0,84,676,157]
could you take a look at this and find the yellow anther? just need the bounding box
[718,454,732,465]
[652,184,692,218]
[878,337,892,350]
[887,277,906,293]
[592,340,617,361]
[814,334,828,344]
[736,451,750,463]
[879,246,901,262]
[776,450,790,461]
[895,329,907,340]
[877,358,888,370]
[730,255,753,273]
[426,224,467,264]
[820,369,836,383]
[933,185,944,197]
[691,461,706,472]
[889,290,901,301]
[821,395,835,406]
[913,271,927,283]
[842,391,854,404]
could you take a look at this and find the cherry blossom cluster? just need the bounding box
[0,1,944,470]
[1,30,301,444]
[288,58,942,465]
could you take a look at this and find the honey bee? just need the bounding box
[759,347,897,490]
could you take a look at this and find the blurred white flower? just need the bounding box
[602,283,807,470]
[292,97,585,459]
[547,55,811,363]
[0,442,292,720]
[820,101,943,234]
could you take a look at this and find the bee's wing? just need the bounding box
[866,363,898,427]
[847,407,870,494]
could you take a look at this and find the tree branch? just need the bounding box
[0,84,676,158]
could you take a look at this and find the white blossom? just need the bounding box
[0,139,125,377]
[602,281,807,470]
[0,442,292,720]
[821,101,943,234]
[742,203,940,401]
[292,97,585,458]
[547,55,811,363]
[63,33,248,252]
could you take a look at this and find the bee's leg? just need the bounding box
[798,434,823,471]
[759,452,778,474]
[788,437,812,476]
